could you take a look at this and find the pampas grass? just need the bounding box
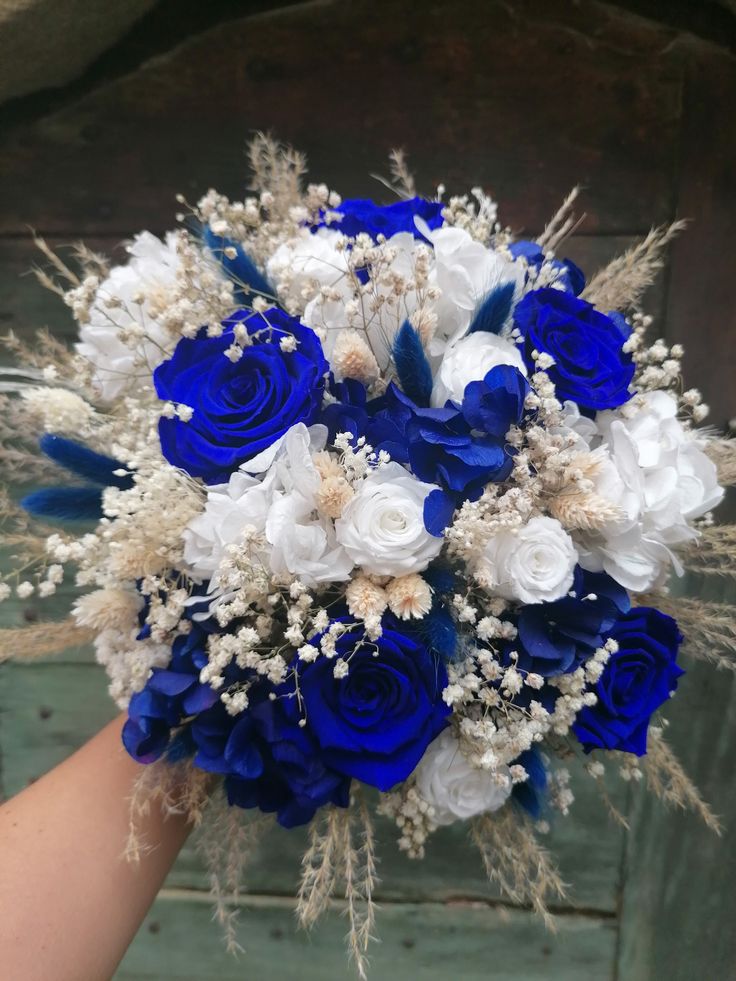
[641,593,736,672]
[683,524,736,578]
[537,186,581,253]
[640,728,722,834]
[296,794,378,980]
[706,437,736,486]
[195,790,271,955]
[582,221,687,310]
[0,619,95,663]
[471,807,567,928]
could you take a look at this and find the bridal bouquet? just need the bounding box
[2,136,734,975]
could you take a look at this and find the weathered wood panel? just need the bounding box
[0,0,684,237]
[0,660,627,912]
[664,51,736,427]
[113,892,617,981]
[617,576,736,980]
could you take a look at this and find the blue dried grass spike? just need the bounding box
[202,225,273,299]
[21,487,104,521]
[39,434,133,489]
[467,281,515,335]
[392,319,433,406]
[417,603,458,662]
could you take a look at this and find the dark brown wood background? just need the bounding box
[0,2,734,978]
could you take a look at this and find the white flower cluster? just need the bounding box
[5,143,725,855]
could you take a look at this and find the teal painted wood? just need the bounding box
[617,576,736,980]
[113,894,617,981]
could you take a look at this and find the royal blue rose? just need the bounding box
[514,568,631,677]
[296,617,451,791]
[316,196,444,241]
[154,307,328,483]
[514,288,634,411]
[508,240,585,296]
[573,607,684,756]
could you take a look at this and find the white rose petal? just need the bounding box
[478,515,578,605]
[335,462,443,576]
[431,331,528,408]
[414,729,512,825]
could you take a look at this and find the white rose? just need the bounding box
[335,462,443,576]
[415,219,523,353]
[477,515,577,605]
[578,392,724,592]
[414,729,512,825]
[76,231,183,401]
[431,331,528,407]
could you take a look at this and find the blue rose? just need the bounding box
[573,607,684,756]
[514,288,635,411]
[315,196,444,241]
[508,240,585,296]
[296,617,451,791]
[515,568,631,677]
[154,307,328,483]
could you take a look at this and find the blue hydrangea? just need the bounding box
[513,567,631,677]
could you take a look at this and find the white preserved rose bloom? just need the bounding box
[184,424,353,591]
[76,231,182,402]
[431,331,528,408]
[414,729,512,825]
[477,515,578,605]
[415,218,523,353]
[335,462,443,576]
[577,391,724,592]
